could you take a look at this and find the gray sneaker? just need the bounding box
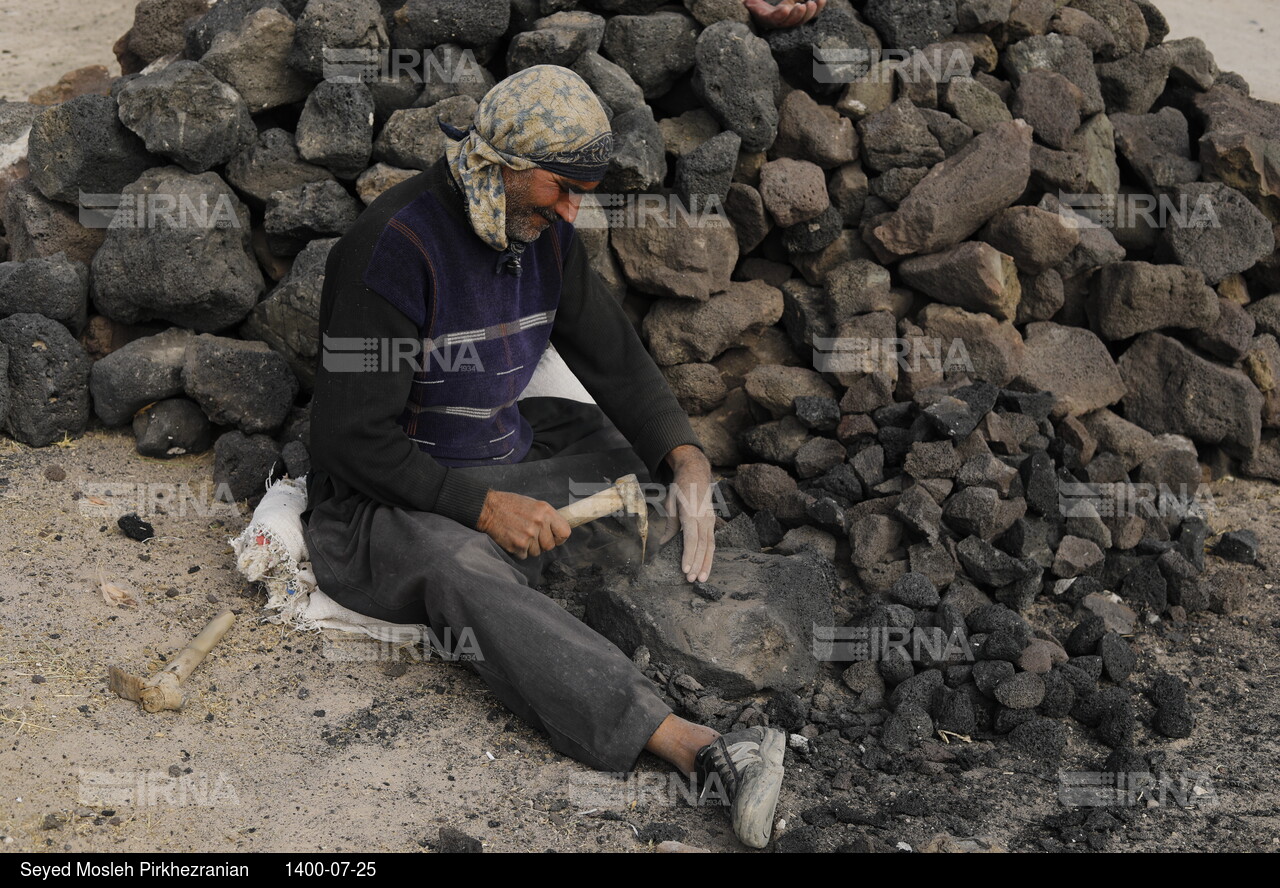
[694,726,786,849]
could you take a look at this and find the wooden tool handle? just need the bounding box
[557,488,624,528]
[162,609,235,683]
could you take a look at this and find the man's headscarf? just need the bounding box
[441,65,613,254]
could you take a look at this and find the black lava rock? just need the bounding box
[1098,632,1137,683]
[117,513,155,542]
[1211,529,1259,564]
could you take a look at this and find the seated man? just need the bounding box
[303,64,786,849]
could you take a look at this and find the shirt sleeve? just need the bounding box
[550,232,704,481]
[307,258,490,528]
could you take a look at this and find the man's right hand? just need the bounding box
[476,490,572,559]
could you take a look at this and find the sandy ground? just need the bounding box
[0,430,1277,853]
[0,0,1277,102]
[0,0,136,101]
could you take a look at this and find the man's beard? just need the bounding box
[505,204,560,245]
[504,176,560,245]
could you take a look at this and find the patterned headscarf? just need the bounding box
[441,65,613,255]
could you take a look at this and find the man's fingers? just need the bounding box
[681,515,700,580]
[538,523,557,555]
[551,512,572,543]
[697,519,716,582]
[659,486,680,545]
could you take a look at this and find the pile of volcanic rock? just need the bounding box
[580,375,1253,770]
[0,0,1279,507]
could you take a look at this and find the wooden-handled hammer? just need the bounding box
[108,609,236,713]
[556,473,649,564]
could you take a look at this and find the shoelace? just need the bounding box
[697,736,763,804]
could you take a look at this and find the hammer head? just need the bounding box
[614,474,649,564]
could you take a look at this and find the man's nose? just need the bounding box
[554,193,582,224]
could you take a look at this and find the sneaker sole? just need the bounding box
[732,728,786,849]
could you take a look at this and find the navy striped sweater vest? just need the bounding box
[362,187,574,467]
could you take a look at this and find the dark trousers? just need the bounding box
[302,398,673,772]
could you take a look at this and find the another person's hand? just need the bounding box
[660,445,717,583]
[743,0,827,30]
[477,490,571,559]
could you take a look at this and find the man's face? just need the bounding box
[501,166,599,244]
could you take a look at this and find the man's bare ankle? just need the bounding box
[645,715,720,775]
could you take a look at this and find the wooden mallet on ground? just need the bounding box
[108,609,236,713]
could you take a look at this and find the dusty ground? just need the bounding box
[0,429,1277,853]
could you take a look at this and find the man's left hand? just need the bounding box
[660,445,716,583]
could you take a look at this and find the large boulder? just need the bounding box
[600,105,667,193]
[26,95,155,206]
[610,202,737,301]
[184,333,299,434]
[91,167,264,331]
[1003,33,1104,116]
[857,98,946,173]
[373,98,478,172]
[1110,107,1200,192]
[1018,322,1126,418]
[240,237,335,390]
[391,0,508,51]
[918,303,1024,386]
[0,313,91,446]
[89,327,193,427]
[864,0,958,50]
[1157,181,1275,285]
[871,119,1032,257]
[1091,262,1220,341]
[691,21,781,152]
[200,6,310,113]
[586,542,836,695]
[214,430,283,501]
[124,0,211,66]
[291,0,388,80]
[1119,332,1263,455]
[643,280,784,365]
[899,241,1021,321]
[296,81,375,180]
[224,128,336,210]
[978,205,1080,275]
[603,10,699,100]
[0,252,88,331]
[185,0,291,60]
[0,180,105,265]
[116,61,256,173]
[263,180,361,256]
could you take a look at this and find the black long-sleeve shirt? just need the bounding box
[306,159,701,529]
